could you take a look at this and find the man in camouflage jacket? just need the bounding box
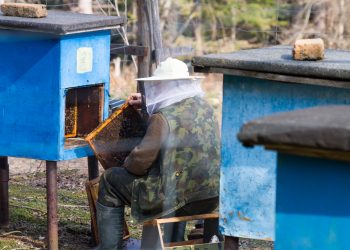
[96,58,220,250]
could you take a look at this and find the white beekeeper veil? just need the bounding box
[136,58,205,115]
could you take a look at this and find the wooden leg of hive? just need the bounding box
[46,161,58,250]
[0,156,9,228]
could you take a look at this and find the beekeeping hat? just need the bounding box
[135,57,204,81]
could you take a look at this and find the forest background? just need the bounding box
[1,0,348,103]
[1,0,348,98]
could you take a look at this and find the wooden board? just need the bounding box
[85,103,146,169]
[141,213,223,250]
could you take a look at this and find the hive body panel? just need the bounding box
[220,75,350,240]
[0,29,111,160]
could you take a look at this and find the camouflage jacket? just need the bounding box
[131,97,220,222]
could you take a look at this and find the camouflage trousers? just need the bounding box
[98,167,219,216]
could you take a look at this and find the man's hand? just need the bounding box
[127,93,142,109]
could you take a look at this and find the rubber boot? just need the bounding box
[96,202,125,250]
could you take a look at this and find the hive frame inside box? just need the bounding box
[85,103,146,169]
[65,84,104,146]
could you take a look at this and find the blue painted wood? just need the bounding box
[62,145,94,161]
[60,31,110,89]
[0,30,110,161]
[276,153,350,250]
[220,75,350,240]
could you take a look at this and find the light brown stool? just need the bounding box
[141,213,223,249]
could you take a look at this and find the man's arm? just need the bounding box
[123,113,169,176]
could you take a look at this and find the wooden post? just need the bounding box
[149,0,163,65]
[136,0,152,117]
[136,0,152,80]
[136,0,163,76]
[136,0,164,118]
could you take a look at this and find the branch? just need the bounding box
[0,231,22,237]
[171,2,201,43]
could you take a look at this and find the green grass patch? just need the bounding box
[3,182,92,249]
[0,238,24,249]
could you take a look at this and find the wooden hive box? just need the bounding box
[0,10,126,161]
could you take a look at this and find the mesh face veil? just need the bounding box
[144,79,204,115]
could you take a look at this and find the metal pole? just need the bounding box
[87,156,99,246]
[87,156,99,180]
[0,156,9,228]
[46,161,58,250]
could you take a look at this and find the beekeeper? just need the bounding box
[96,58,220,249]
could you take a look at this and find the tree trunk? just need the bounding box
[230,6,236,51]
[160,0,172,32]
[194,0,202,55]
[132,1,137,42]
[78,0,92,14]
[338,0,345,40]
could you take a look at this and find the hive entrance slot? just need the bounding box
[64,84,104,148]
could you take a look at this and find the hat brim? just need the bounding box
[135,76,205,81]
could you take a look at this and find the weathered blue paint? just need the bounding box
[276,153,350,250]
[61,145,94,161]
[0,30,110,161]
[220,75,350,240]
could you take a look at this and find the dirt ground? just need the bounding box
[2,158,273,250]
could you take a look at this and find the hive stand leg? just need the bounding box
[0,156,9,228]
[87,156,99,245]
[224,236,239,250]
[88,156,99,180]
[141,222,163,249]
[203,217,223,243]
[46,161,58,250]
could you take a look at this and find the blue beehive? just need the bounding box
[238,106,350,249]
[193,46,350,242]
[0,10,126,161]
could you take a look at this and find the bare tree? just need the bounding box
[79,0,93,14]
[279,0,350,49]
